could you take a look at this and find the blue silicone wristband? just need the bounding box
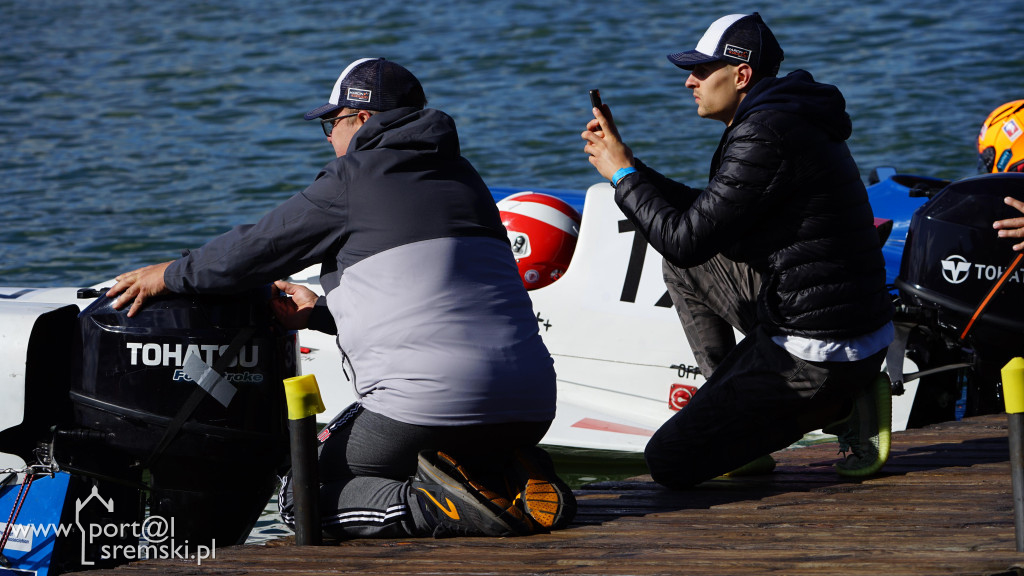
[612,167,637,186]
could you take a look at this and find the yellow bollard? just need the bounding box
[1002,357,1024,552]
[1003,358,1024,415]
[283,375,327,546]
[283,374,326,420]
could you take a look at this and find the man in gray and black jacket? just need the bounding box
[107,58,574,539]
[582,13,894,488]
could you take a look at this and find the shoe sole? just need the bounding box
[723,454,777,477]
[416,451,533,536]
[508,447,577,530]
[836,372,892,478]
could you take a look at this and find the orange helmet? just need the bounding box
[978,100,1024,173]
[497,192,582,290]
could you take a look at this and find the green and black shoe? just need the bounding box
[824,372,892,478]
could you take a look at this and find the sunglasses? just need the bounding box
[319,112,359,137]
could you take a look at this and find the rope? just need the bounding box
[960,252,1023,341]
[0,474,35,554]
[551,352,677,369]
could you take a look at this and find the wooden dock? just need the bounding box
[72,413,1024,575]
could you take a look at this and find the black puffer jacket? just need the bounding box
[615,70,892,339]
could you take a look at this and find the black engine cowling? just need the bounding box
[58,285,296,547]
[895,172,1024,419]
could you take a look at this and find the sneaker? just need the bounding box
[411,450,534,538]
[722,454,776,477]
[824,372,892,477]
[504,446,576,531]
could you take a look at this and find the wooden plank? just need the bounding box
[64,413,1024,576]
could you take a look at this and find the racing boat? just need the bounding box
[288,174,932,454]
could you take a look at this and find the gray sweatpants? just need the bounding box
[649,255,886,489]
[278,404,549,539]
[662,254,762,379]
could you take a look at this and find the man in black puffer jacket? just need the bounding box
[582,13,894,488]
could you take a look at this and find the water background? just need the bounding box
[3,0,1023,286]
[3,0,1022,543]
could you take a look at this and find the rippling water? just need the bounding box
[3,0,1021,286]
[2,0,1022,544]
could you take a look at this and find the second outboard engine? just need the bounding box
[895,173,1024,421]
[0,285,296,573]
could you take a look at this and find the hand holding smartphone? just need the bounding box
[588,89,605,134]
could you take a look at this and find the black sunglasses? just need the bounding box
[320,112,359,137]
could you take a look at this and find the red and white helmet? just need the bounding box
[497,192,582,290]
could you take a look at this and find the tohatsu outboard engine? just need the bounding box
[0,285,295,573]
[894,172,1024,424]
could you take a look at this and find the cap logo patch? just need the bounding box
[347,88,372,103]
[723,44,751,62]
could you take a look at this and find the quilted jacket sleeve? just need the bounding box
[614,120,785,269]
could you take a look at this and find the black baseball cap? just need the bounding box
[303,58,427,120]
[667,13,784,76]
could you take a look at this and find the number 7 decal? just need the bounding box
[618,219,674,308]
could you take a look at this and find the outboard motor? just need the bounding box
[894,173,1024,422]
[0,286,295,573]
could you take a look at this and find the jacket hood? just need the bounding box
[348,107,462,157]
[734,69,852,141]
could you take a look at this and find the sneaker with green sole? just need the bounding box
[722,453,777,477]
[411,450,535,538]
[823,372,892,477]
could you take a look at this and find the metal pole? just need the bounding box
[289,415,321,546]
[282,375,327,546]
[1002,357,1024,552]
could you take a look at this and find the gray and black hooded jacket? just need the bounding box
[164,107,555,426]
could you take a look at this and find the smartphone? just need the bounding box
[589,89,602,110]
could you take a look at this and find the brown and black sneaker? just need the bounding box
[505,446,576,531]
[411,450,534,538]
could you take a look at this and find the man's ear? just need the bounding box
[735,63,754,90]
